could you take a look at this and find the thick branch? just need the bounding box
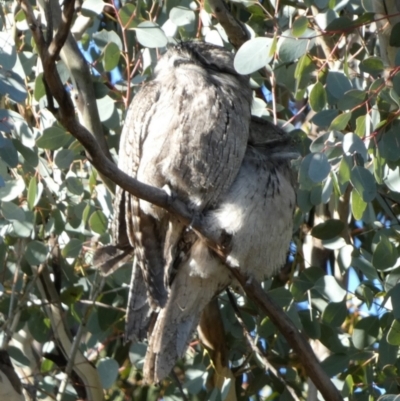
[19,1,343,400]
[208,0,250,48]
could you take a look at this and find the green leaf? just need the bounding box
[390,284,400,320]
[27,176,37,210]
[1,201,25,221]
[352,255,380,281]
[355,115,367,137]
[13,140,39,169]
[309,82,327,112]
[97,358,119,389]
[311,109,338,127]
[325,17,353,32]
[372,235,398,270]
[89,210,108,234]
[54,149,75,170]
[234,37,274,75]
[329,112,351,131]
[338,89,366,111]
[129,343,147,368]
[350,188,367,220]
[268,287,293,308]
[292,16,308,37]
[384,166,400,192]
[96,95,116,123]
[379,125,400,162]
[0,177,26,201]
[103,42,120,72]
[360,57,384,78]
[0,32,17,70]
[326,71,352,99]
[393,71,400,96]
[93,30,123,52]
[25,241,48,265]
[0,67,27,103]
[119,4,138,29]
[321,354,350,377]
[36,126,71,150]
[387,319,400,346]
[66,177,84,196]
[0,138,18,167]
[299,309,321,339]
[28,309,50,343]
[81,0,106,17]
[311,219,345,240]
[350,166,376,202]
[61,238,83,259]
[389,22,400,47]
[34,73,46,101]
[343,133,367,161]
[135,22,168,48]
[170,7,195,28]
[51,208,65,234]
[278,29,316,63]
[308,152,331,183]
[352,316,379,349]
[322,301,347,327]
[314,276,346,302]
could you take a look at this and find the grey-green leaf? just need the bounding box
[309,82,327,112]
[135,22,168,48]
[308,152,331,183]
[36,126,71,150]
[25,241,48,265]
[234,37,274,75]
[343,133,367,161]
[350,166,376,202]
[326,71,352,99]
[372,235,398,270]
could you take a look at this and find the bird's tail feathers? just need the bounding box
[143,250,230,383]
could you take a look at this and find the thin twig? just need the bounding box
[226,290,301,401]
[171,370,189,401]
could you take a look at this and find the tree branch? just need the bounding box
[208,0,250,48]
[19,1,343,400]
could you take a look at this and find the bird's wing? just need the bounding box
[114,82,169,339]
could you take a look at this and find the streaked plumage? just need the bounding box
[143,118,297,383]
[113,42,252,340]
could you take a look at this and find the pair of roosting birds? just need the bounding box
[94,41,297,384]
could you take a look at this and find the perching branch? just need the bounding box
[19,1,343,400]
[207,0,250,48]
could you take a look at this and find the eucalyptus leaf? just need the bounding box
[352,316,380,349]
[234,37,274,75]
[278,29,316,63]
[372,235,398,270]
[135,22,168,48]
[326,71,352,99]
[350,166,376,202]
[36,126,71,150]
[97,358,119,389]
[343,133,368,161]
[25,241,48,266]
[311,219,345,240]
[309,82,327,112]
[0,67,27,103]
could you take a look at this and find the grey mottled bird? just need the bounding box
[142,116,297,383]
[93,42,297,383]
[112,42,252,340]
